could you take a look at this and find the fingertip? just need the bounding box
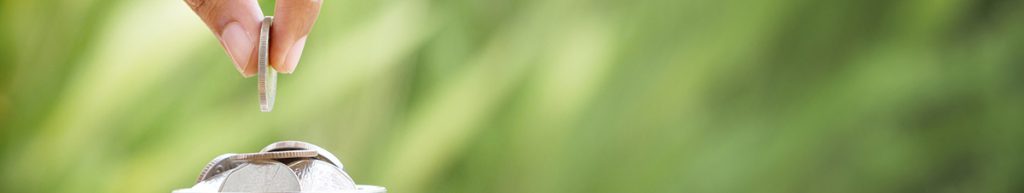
[278,36,307,74]
[185,0,264,77]
[270,0,323,74]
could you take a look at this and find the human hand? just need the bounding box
[185,0,322,76]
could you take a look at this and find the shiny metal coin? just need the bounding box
[196,153,241,183]
[260,141,344,168]
[258,16,277,112]
[220,161,301,192]
[289,159,357,191]
[175,141,387,193]
[230,150,318,161]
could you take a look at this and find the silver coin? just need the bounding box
[258,16,276,112]
[289,159,357,191]
[220,161,301,192]
[260,141,344,169]
[176,141,388,193]
[230,150,318,160]
[196,153,241,183]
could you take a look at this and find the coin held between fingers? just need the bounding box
[258,16,277,112]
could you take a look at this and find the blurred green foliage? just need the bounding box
[2,0,1024,193]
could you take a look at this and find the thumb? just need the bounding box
[185,0,265,77]
[270,0,323,74]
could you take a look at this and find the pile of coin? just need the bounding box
[174,141,386,193]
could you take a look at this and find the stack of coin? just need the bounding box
[174,141,386,193]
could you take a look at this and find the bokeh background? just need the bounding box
[2,0,1024,192]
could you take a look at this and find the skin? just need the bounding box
[185,0,322,77]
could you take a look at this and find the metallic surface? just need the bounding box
[176,141,385,193]
[230,150,318,161]
[258,16,277,112]
[289,159,357,191]
[220,161,302,192]
[260,141,343,168]
[197,153,241,183]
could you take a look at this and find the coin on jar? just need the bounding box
[289,159,357,191]
[220,161,302,192]
[230,150,318,161]
[196,153,243,183]
[260,141,344,168]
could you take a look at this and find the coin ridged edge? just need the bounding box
[260,141,344,169]
[231,149,318,160]
[258,16,275,112]
[197,153,237,183]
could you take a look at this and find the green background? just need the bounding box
[2,0,1023,192]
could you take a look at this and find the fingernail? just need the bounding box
[220,22,254,76]
[280,36,307,74]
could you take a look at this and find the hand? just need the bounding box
[185,0,322,76]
